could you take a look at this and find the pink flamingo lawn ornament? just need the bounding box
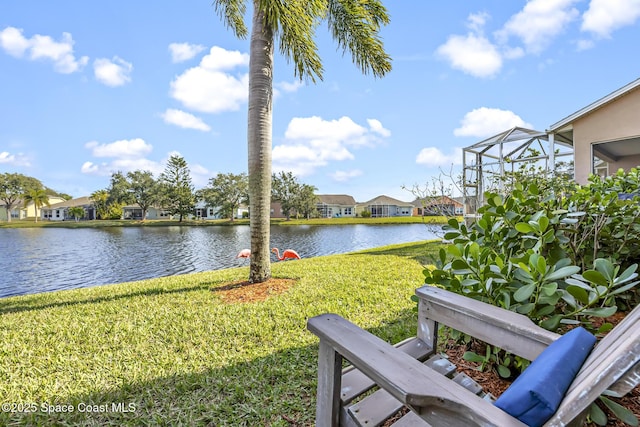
[236,249,251,264]
[271,248,301,261]
[236,249,251,259]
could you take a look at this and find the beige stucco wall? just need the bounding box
[573,87,640,184]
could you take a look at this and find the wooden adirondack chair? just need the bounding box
[307,285,640,427]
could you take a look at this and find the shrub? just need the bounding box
[425,169,640,424]
[566,168,640,273]
[427,193,638,332]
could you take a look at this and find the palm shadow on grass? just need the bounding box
[349,240,443,266]
[1,309,418,427]
[0,278,235,315]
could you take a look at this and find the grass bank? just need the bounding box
[0,240,442,426]
[0,215,452,229]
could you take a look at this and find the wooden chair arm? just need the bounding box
[308,313,528,427]
[417,286,560,360]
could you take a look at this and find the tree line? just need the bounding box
[2,155,318,222]
[0,173,71,222]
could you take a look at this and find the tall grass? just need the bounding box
[0,240,441,426]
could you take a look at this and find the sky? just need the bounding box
[1,1,640,203]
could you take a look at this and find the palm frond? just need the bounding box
[256,0,326,82]
[326,0,392,78]
[213,0,249,39]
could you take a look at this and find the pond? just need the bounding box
[0,223,439,298]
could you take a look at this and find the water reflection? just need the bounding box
[1,224,437,298]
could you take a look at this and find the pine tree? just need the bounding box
[159,155,195,222]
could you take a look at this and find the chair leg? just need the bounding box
[316,340,343,427]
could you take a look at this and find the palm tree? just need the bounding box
[23,188,50,222]
[68,206,85,222]
[213,0,391,283]
[90,189,109,220]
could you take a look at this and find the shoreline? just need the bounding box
[0,215,452,229]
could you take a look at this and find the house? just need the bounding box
[412,196,464,216]
[270,201,287,218]
[193,201,248,220]
[42,196,96,221]
[547,77,640,185]
[316,195,357,218]
[359,195,413,217]
[121,205,174,220]
[0,195,66,221]
[462,77,640,217]
[194,201,220,220]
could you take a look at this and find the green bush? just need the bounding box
[426,169,640,328]
[567,168,640,272]
[427,193,638,332]
[425,169,640,424]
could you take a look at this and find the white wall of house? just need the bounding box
[42,208,68,221]
[317,204,356,217]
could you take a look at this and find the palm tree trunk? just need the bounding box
[247,2,274,283]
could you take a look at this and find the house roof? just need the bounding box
[46,196,93,209]
[362,195,412,206]
[548,77,640,133]
[412,196,463,207]
[316,194,357,205]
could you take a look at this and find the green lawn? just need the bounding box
[0,240,442,426]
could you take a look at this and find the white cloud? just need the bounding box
[93,56,133,86]
[416,147,462,167]
[81,142,210,186]
[581,0,640,38]
[170,46,249,113]
[576,39,595,51]
[330,169,363,182]
[199,46,249,70]
[0,151,31,167]
[273,116,390,176]
[168,42,206,63]
[467,12,490,32]
[0,26,88,73]
[275,80,304,93]
[81,158,163,177]
[436,33,502,78]
[454,107,534,138]
[188,163,212,187]
[0,27,30,57]
[367,119,391,137]
[161,109,211,131]
[497,0,580,54]
[85,138,152,159]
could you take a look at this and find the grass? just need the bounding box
[0,240,443,426]
[0,216,452,229]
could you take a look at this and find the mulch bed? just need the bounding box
[212,278,297,303]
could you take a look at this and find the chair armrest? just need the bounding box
[308,313,528,427]
[417,286,559,360]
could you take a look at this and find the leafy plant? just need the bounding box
[428,178,640,331]
[589,396,639,426]
[463,345,514,378]
[423,175,640,401]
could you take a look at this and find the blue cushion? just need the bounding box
[494,327,596,427]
